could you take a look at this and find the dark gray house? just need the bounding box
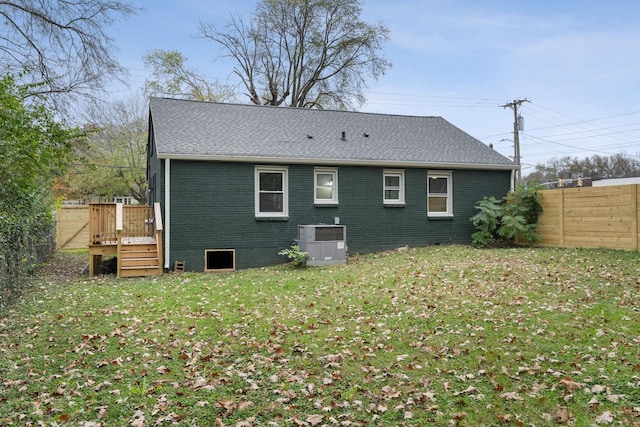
[147,97,515,271]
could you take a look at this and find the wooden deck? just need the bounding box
[89,203,163,277]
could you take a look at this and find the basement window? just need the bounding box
[204,249,236,272]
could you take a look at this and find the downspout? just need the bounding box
[510,168,516,192]
[164,159,170,270]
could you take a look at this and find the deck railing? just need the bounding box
[90,203,160,244]
[115,204,155,238]
[90,204,117,245]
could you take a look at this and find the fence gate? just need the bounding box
[56,206,89,250]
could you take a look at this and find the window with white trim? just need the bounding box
[113,196,134,205]
[255,166,288,217]
[314,168,338,204]
[383,169,405,205]
[427,171,453,216]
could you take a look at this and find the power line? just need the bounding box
[522,133,640,159]
[526,103,640,146]
[527,104,640,130]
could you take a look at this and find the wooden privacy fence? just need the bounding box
[56,205,89,250]
[536,184,640,251]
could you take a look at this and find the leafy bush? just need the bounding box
[278,243,309,267]
[0,188,56,306]
[470,184,543,246]
[505,182,544,225]
[0,74,80,305]
[469,196,503,245]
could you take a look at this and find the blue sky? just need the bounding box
[108,0,640,173]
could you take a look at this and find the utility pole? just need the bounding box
[500,99,529,182]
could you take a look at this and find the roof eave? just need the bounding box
[158,153,517,171]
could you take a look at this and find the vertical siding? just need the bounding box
[166,161,511,270]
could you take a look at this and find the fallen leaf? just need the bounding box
[606,393,624,403]
[156,365,171,374]
[130,409,146,427]
[595,411,614,424]
[239,400,254,410]
[236,416,256,427]
[500,391,523,401]
[306,414,324,425]
[451,412,467,421]
[380,385,400,399]
[453,385,478,396]
[555,406,572,424]
[496,413,511,424]
[97,406,108,418]
[557,377,581,392]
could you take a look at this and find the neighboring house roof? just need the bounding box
[592,177,640,187]
[149,97,515,170]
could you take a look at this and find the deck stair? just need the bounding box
[119,242,161,277]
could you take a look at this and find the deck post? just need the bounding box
[154,202,164,274]
[116,203,123,278]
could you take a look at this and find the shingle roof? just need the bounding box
[149,97,514,170]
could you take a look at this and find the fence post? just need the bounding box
[632,185,638,251]
[559,189,565,248]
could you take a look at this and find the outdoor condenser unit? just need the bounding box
[296,224,347,266]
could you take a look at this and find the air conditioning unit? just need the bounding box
[296,224,347,266]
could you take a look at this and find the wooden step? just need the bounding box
[118,242,161,277]
[120,251,158,259]
[121,257,159,267]
[121,243,157,254]
[119,266,162,277]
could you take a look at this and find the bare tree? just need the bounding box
[0,0,135,111]
[142,49,236,102]
[199,0,391,109]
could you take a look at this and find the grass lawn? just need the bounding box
[1,246,639,426]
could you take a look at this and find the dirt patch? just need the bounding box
[35,251,89,285]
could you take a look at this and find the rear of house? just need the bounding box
[147,97,515,271]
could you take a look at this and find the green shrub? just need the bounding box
[278,243,309,267]
[470,184,543,246]
[469,196,503,245]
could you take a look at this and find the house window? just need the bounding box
[427,171,453,216]
[383,169,405,205]
[255,166,288,217]
[315,168,338,204]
